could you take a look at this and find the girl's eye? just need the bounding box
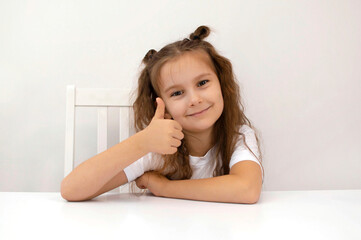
[198,80,209,86]
[170,80,209,97]
[171,91,183,97]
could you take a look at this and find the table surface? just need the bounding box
[0,190,360,240]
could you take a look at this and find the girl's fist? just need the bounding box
[143,98,184,155]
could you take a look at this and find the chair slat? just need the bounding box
[97,107,108,154]
[64,85,75,178]
[119,107,130,142]
[129,107,135,137]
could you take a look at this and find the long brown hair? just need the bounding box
[128,25,264,195]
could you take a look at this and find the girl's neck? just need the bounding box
[184,126,215,157]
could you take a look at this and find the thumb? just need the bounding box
[153,97,165,119]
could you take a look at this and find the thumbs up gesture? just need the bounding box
[142,98,184,155]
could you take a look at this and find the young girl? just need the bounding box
[61,25,264,204]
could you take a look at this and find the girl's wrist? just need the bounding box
[136,129,151,154]
[159,176,170,198]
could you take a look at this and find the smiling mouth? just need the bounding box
[188,106,211,116]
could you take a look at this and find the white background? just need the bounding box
[0,0,360,192]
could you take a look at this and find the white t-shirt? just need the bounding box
[123,125,263,183]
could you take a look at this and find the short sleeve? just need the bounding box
[229,125,264,179]
[123,152,163,182]
[123,153,148,182]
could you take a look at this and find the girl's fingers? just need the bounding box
[171,138,181,148]
[173,121,182,131]
[135,178,143,188]
[172,130,184,141]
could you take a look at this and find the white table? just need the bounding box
[0,190,360,240]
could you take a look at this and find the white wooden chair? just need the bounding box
[64,85,136,193]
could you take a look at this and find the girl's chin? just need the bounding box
[182,124,214,133]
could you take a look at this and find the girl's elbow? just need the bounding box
[61,189,89,202]
[239,186,261,204]
[60,179,81,202]
[247,189,261,204]
[60,182,74,201]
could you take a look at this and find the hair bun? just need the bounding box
[189,25,210,41]
[143,49,157,64]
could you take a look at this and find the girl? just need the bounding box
[61,25,264,204]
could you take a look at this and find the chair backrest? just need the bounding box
[64,85,135,193]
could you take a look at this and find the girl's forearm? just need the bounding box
[61,130,149,200]
[161,175,256,204]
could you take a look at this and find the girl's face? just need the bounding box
[158,50,224,134]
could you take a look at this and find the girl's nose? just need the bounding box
[189,91,203,106]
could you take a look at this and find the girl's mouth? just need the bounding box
[188,106,211,117]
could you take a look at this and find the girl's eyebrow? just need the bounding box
[164,73,212,93]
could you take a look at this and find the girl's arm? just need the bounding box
[60,130,149,201]
[161,161,262,204]
[61,97,183,202]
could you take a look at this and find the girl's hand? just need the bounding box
[142,97,184,155]
[135,171,169,197]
